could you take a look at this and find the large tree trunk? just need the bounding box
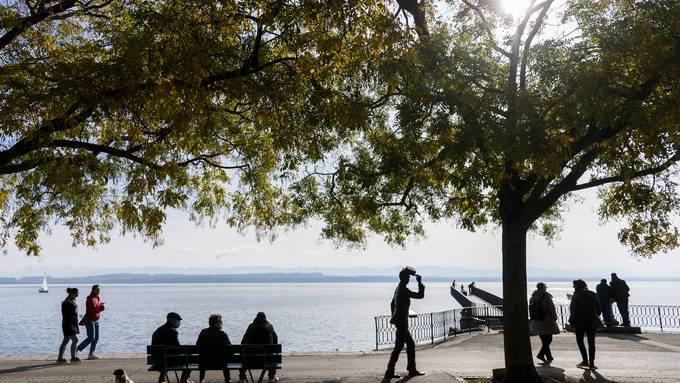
[501,219,542,383]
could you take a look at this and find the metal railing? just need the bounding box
[374,304,680,350]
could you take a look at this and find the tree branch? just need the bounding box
[47,139,159,168]
[568,152,680,192]
[519,0,553,91]
[461,0,511,57]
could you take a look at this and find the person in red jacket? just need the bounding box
[77,284,105,359]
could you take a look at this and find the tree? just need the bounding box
[0,0,407,255]
[290,0,680,381]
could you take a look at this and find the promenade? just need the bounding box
[1,332,679,383]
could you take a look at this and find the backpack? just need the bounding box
[529,295,545,320]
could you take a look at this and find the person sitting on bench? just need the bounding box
[239,312,278,383]
[196,314,232,383]
[151,312,191,383]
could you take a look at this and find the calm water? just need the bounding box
[0,281,677,356]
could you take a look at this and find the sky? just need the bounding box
[1,188,679,278]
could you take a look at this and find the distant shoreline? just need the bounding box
[1,273,678,285]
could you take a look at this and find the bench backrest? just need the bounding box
[147,344,282,369]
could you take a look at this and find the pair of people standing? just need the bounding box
[151,311,279,383]
[57,285,105,363]
[596,273,631,327]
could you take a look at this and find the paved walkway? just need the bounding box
[1,332,679,383]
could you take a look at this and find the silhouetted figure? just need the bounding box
[569,279,602,370]
[529,282,560,363]
[239,312,278,383]
[57,287,81,364]
[77,284,105,359]
[468,282,475,295]
[610,273,631,326]
[151,312,191,383]
[196,314,231,383]
[451,280,456,288]
[460,284,465,295]
[596,279,616,326]
[382,267,425,382]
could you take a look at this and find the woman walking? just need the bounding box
[57,287,81,364]
[569,279,602,370]
[77,284,105,359]
[529,282,560,363]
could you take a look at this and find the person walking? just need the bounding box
[57,287,81,364]
[569,279,602,370]
[610,273,631,326]
[596,279,615,326]
[77,284,105,359]
[152,312,192,383]
[196,314,232,383]
[382,267,425,382]
[239,312,278,383]
[529,282,560,363]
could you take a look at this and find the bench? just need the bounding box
[147,344,282,383]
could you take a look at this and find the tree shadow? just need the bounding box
[581,369,619,382]
[0,362,63,374]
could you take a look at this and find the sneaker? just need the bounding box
[407,370,426,377]
[70,357,81,363]
[576,362,590,369]
[590,363,598,370]
[87,354,100,360]
[56,359,68,364]
[536,353,547,363]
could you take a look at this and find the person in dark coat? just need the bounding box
[151,312,191,383]
[382,267,425,382]
[596,279,616,326]
[57,287,81,363]
[196,314,231,383]
[529,282,560,363]
[569,279,602,370]
[610,273,631,326]
[239,312,278,383]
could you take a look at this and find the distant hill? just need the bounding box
[0,272,464,284]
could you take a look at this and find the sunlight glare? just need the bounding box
[499,0,534,17]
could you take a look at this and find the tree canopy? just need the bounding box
[0,0,410,255]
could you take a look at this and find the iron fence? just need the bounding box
[374,304,680,350]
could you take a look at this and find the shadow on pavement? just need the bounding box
[536,362,566,381]
[581,370,619,383]
[0,362,62,374]
[597,333,648,342]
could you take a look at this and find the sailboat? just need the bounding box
[38,274,48,293]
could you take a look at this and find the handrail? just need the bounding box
[374,304,680,350]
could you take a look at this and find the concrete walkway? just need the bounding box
[1,332,679,383]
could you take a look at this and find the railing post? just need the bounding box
[374,317,379,350]
[658,306,664,332]
[559,305,565,331]
[430,312,434,344]
[454,309,458,337]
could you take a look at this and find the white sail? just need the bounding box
[39,274,48,293]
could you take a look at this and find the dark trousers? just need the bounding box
[599,298,614,324]
[575,328,596,364]
[200,368,230,383]
[538,334,553,360]
[385,322,416,376]
[616,297,630,325]
[157,369,190,383]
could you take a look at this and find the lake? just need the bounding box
[0,281,678,356]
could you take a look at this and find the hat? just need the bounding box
[167,312,182,320]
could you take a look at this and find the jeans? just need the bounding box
[385,322,416,376]
[77,319,99,354]
[575,328,596,364]
[538,334,553,360]
[600,298,614,324]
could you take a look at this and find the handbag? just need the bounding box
[79,317,87,326]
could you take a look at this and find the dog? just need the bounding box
[113,369,135,383]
